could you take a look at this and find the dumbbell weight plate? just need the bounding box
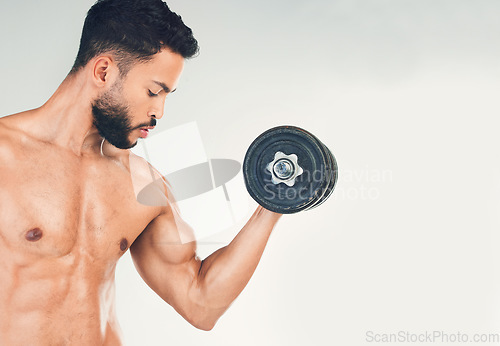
[305,140,338,211]
[243,126,331,214]
[301,136,337,210]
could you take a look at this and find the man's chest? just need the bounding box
[0,154,159,260]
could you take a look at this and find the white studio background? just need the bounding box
[1,1,499,345]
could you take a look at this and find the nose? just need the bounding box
[150,96,166,120]
[154,109,164,120]
[150,106,164,121]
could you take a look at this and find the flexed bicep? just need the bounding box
[129,201,210,327]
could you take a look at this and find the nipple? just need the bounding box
[25,228,43,242]
[120,238,128,251]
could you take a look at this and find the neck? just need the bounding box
[32,70,103,155]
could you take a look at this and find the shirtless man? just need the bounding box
[0,0,281,344]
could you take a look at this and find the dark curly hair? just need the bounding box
[70,0,199,75]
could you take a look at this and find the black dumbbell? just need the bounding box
[243,125,338,214]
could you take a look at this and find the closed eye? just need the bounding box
[148,90,159,97]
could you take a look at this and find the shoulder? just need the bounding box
[0,115,16,138]
[0,110,33,131]
[129,153,197,251]
[0,116,24,161]
[0,117,30,181]
[128,151,178,212]
[128,152,194,236]
[0,110,38,144]
[0,110,53,161]
[128,152,165,184]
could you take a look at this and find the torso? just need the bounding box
[0,115,162,345]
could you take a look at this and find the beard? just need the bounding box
[92,81,157,150]
[92,85,137,150]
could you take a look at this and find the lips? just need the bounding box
[139,126,154,138]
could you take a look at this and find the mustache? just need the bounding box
[133,118,157,130]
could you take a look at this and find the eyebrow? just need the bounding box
[153,80,176,93]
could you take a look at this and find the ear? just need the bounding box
[92,56,119,88]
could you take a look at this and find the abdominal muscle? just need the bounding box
[0,250,124,346]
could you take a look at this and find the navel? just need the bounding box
[120,238,128,251]
[25,228,43,242]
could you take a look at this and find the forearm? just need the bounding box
[193,206,282,313]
